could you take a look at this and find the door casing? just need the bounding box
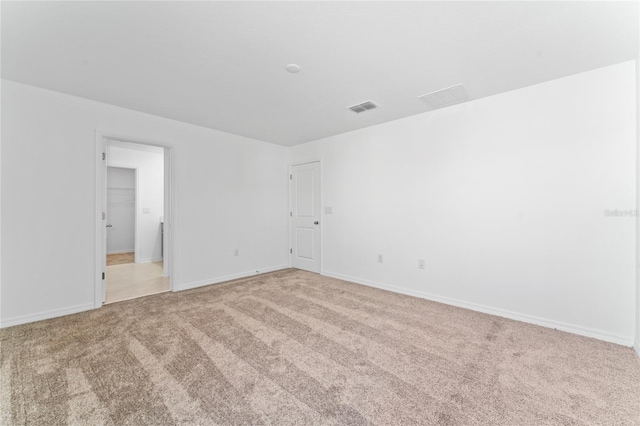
[94,130,176,308]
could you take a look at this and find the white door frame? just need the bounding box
[94,130,177,308]
[288,159,323,273]
[106,164,139,262]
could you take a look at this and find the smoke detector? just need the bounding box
[418,84,469,109]
[348,100,379,113]
[285,64,301,73]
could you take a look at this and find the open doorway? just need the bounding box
[106,166,136,265]
[96,137,173,305]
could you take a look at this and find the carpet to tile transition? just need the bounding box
[1,269,639,425]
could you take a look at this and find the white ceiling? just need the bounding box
[2,1,638,147]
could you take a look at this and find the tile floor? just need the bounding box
[106,260,169,304]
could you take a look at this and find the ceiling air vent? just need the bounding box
[348,100,379,113]
[418,84,469,109]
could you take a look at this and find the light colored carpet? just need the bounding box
[1,269,639,425]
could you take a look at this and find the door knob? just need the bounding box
[314,221,319,225]
[106,224,113,228]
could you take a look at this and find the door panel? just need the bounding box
[295,169,315,217]
[296,228,315,259]
[291,162,321,272]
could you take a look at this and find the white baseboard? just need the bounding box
[136,257,163,264]
[634,340,640,358]
[322,271,634,347]
[107,249,134,254]
[176,264,289,292]
[1,303,95,329]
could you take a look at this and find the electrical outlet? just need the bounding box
[234,249,239,256]
[418,259,425,269]
[377,254,383,263]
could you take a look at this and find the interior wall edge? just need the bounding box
[322,270,635,347]
[635,54,640,356]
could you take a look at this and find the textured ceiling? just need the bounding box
[2,1,638,146]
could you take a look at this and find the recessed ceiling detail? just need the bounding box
[418,84,469,109]
[348,101,379,113]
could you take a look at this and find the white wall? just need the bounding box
[106,166,136,254]
[1,79,289,327]
[290,61,637,345]
[107,143,164,262]
[1,62,637,345]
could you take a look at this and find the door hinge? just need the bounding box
[102,212,106,220]
[290,211,292,217]
[102,152,106,160]
[102,272,105,280]
[290,248,292,254]
[290,174,292,180]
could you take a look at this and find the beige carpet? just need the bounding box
[1,269,639,425]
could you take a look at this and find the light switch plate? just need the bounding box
[324,206,333,214]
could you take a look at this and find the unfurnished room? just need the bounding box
[1,1,639,425]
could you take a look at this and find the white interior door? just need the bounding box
[290,161,321,273]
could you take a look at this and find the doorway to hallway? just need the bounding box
[98,138,173,305]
